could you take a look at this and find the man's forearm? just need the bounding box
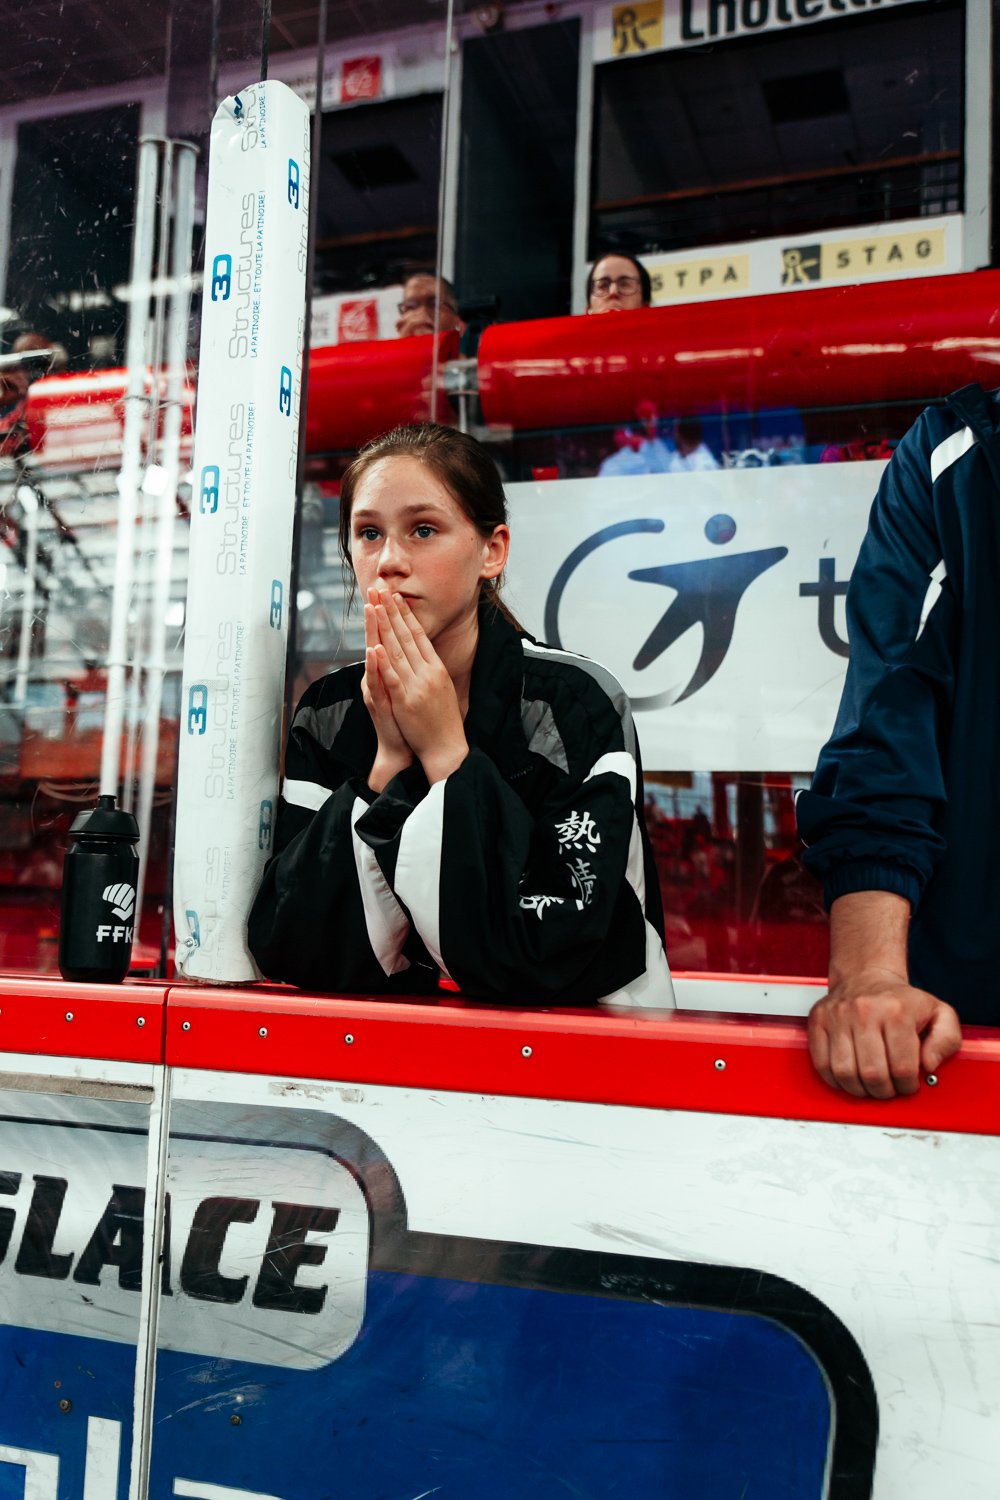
[828,890,911,988]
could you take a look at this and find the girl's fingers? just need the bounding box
[364,646,381,700]
[364,601,377,652]
[393,593,437,663]
[378,592,423,671]
[375,642,401,690]
[375,603,419,677]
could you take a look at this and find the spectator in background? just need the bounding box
[670,417,720,472]
[396,274,466,339]
[586,252,651,314]
[599,405,720,478]
[0,329,67,459]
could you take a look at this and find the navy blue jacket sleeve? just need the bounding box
[797,409,953,909]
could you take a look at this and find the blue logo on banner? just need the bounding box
[233,95,244,119]
[278,366,292,415]
[185,909,201,946]
[269,581,283,628]
[210,254,232,302]
[187,685,208,735]
[288,158,300,208]
[258,800,274,850]
[199,466,220,515]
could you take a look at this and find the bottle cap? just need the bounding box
[68,793,140,843]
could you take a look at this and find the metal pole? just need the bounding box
[100,137,161,798]
[430,0,457,420]
[123,141,176,814]
[135,142,197,928]
[11,490,39,709]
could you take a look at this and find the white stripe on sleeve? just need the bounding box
[598,806,675,1011]
[585,750,637,799]
[392,780,451,979]
[930,426,975,483]
[599,919,676,1012]
[282,777,332,812]
[351,797,410,977]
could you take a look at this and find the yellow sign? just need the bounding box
[612,0,663,56]
[651,254,750,302]
[781,229,946,286]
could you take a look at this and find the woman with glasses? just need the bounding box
[586,252,651,314]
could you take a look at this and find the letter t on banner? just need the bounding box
[174,82,311,980]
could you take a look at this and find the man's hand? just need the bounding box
[811,890,962,1098]
[808,973,962,1099]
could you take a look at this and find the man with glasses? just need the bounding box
[395,273,466,340]
[586,252,651,314]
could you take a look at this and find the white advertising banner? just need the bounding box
[504,463,880,773]
[310,286,403,346]
[174,81,310,980]
[641,215,963,306]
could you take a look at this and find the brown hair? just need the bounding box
[338,423,521,627]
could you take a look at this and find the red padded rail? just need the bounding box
[164,983,1000,1135]
[478,269,1000,430]
[0,975,167,1064]
[304,329,460,452]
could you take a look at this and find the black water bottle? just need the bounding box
[59,795,140,983]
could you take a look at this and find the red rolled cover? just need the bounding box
[25,369,195,466]
[477,270,1000,430]
[305,330,460,453]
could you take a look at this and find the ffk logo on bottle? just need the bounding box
[97,883,135,942]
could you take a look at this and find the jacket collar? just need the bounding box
[465,606,528,759]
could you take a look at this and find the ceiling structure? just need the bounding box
[1,0,464,106]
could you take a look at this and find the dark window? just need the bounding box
[590,0,964,257]
[314,93,443,295]
[7,106,140,368]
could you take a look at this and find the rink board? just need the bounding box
[0,977,996,1499]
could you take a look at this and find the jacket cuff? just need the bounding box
[353,761,429,848]
[822,861,921,912]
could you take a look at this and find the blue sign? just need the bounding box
[210,254,232,302]
[278,366,292,415]
[186,684,208,735]
[258,800,273,851]
[199,466,220,515]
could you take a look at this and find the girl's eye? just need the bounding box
[357,526,380,542]
[414,524,436,539]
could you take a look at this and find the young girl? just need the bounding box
[248,424,674,1009]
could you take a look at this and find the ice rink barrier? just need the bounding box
[174,81,310,982]
[0,972,997,1499]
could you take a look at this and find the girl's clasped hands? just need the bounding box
[362,584,469,793]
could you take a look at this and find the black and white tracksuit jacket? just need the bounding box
[248,607,675,1008]
[797,383,1000,1026]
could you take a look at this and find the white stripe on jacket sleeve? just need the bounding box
[282,777,333,812]
[392,780,451,979]
[351,797,410,976]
